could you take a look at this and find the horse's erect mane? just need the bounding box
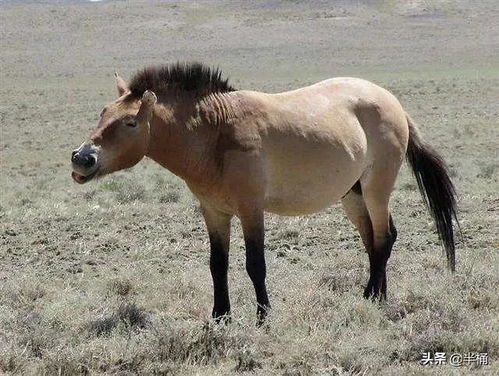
[127,62,235,99]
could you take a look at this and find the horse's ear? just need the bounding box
[137,90,157,122]
[115,72,129,96]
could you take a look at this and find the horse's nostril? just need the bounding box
[72,151,95,169]
[83,155,96,168]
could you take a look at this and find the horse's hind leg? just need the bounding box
[341,181,373,253]
[359,166,399,300]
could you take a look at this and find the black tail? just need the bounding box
[405,114,459,271]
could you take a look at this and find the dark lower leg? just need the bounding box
[364,250,389,299]
[245,238,270,324]
[209,233,230,321]
[364,215,396,300]
[202,206,232,322]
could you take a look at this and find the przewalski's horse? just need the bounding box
[71,63,458,324]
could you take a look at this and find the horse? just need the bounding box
[71,62,458,324]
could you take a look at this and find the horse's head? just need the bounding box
[71,74,156,184]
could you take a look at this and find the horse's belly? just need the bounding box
[263,147,366,216]
[264,181,345,215]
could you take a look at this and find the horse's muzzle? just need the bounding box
[71,143,99,184]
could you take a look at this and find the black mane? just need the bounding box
[128,62,235,99]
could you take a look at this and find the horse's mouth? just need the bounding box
[72,169,99,184]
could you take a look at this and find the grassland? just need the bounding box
[0,0,498,375]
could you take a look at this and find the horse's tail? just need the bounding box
[405,113,459,271]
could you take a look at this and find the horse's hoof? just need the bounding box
[363,286,386,301]
[256,305,271,327]
[212,311,231,324]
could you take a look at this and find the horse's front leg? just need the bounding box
[240,209,270,325]
[224,149,269,324]
[201,205,233,322]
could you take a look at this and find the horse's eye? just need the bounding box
[124,119,137,127]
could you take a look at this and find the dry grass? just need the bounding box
[1,248,497,375]
[1,0,498,375]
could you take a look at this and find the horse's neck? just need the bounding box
[146,103,220,188]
